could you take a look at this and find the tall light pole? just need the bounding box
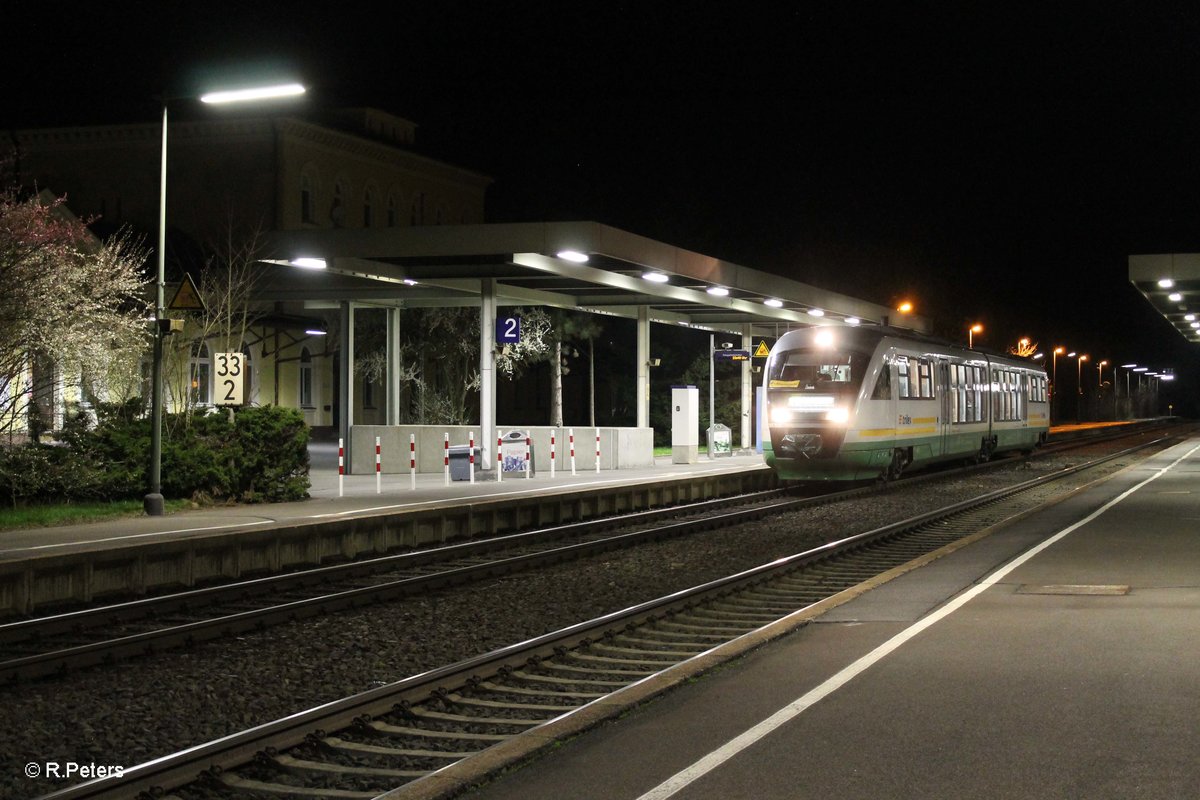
[968,323,983,349]
[145,81,306,516]
[1096,360,1108,399]
[1051,346,1065,422]
[1076,354,1088,423]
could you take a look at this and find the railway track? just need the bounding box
[1,422,1174,684]
[37,433,1174,800]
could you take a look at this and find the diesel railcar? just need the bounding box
[764,326,1049,481]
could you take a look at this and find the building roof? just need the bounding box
[1129,253,1200,345]
[260,221,927,337]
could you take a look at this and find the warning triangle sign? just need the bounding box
[753,340,771,358]
[168,273,206,312]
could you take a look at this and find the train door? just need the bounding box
[938,360,952,456]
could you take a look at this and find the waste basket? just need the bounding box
[448,445,480,481]
[707,423,733,457]
[500,430,534,475]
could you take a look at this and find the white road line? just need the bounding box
[635,443,1200,800]
[0,519,276,555]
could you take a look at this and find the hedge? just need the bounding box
[0,403,310,507]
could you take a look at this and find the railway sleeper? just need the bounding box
[652,619,754,634]
[684,608,783,623]
[510,668,630,687]
[590,643,701,658]
[567,652,677,667]
[445,692,573,713]
[366,720,508,741]
[218,771,378,798]
[611,635,713,651]
[537,661,653,678]
[479,679,605,699]
[408,707,545,727]
[321,736,479,759]
[271,753,427,779]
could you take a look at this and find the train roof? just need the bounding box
[776,325,1046,371]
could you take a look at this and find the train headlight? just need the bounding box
[825,406,850,424]
[770,406,793,425]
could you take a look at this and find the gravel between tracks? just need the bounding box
[0,439,1168,798]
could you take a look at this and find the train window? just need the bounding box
[871,363,892,400]
[769,350,863,393]
[897,359,911,398]
[917,359,934,399]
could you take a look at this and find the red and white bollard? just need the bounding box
[338,438,345,498]
[569,428,577,476]
[525,434,531,479]
[443,432,450,486]
[550,430,557,479]
[375,436,382,494]
[469,431,476,484]
[595,429,601,473]
[496,433,503,483]
[410,434,416,491]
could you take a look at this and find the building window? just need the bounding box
[299,347,313,408]
[331,179,347,227]
[387,195,398,227]
[301,175,314,223]
[190,342,211,406]
[363,188,374,227]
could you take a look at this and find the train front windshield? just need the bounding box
[767,350,868,395]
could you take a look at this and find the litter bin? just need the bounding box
[707,423,733,457]
[448,445,480,481]
[500,430,534,476]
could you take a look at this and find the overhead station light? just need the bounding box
[1134,367,1149,372]
[200,82,306,105]
[402,278,418,286]
[291,258,326,270]
[305,328,327,336]
[763,298,784,308]
[643,271,670,283]
[1186,314,1196,321]
[706,286,729,297]
[845,317,861,326]
[557,250,589,263]
[1121,363,1137,368]
[807,308,825,317]
[1158,278,1176,288]
[1169,292,1184,302]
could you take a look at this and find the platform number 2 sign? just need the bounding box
[214,352,245,406]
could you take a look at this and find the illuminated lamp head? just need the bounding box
[814,329,836,349]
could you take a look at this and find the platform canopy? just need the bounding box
[1129,253,1200,344]
[259,221,926,335]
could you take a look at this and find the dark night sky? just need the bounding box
[7,3,1200,399]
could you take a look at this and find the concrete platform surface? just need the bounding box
[459,437,1200,800]
[0,448,769,562]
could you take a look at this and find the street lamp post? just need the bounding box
[1051,346,1065,421]
[144,82,305,516]
[968,323,983,349]
[1076,354,1088,422]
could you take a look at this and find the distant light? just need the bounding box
[1158,278,1176,288]
[402,278,418,286]
[814,329,835,348]
[1121,363,1137,368]
[1187,314,1197,321]
[1033,353,1045,359]
[845,317,861,326]
[1169,292,1183,302]
[1134,367,1149,372]
[1161,374,1176,381]
[557,250,589,263]
[763,298,784,308]
[1192,322,1200,329]
[305,328,327,336]
[897,301,914,314]
[200,83,306,104]
[707,286,729,297]
[1067,352,1077,357]
[643,272,670,283]
[291,258,326,270]
[807,308,825,317]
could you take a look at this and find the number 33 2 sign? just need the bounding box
[214,352,245,406]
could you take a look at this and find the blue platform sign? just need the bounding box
[496,315,521,344]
